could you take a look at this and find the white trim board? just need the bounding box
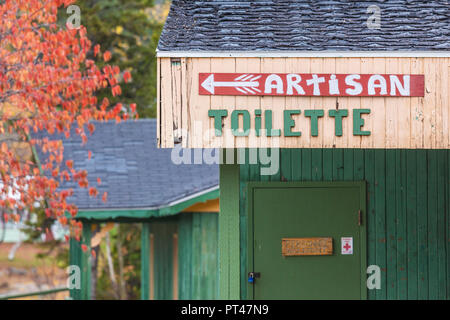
[157,51,450,58]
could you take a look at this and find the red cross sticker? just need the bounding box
[341,237,353,255]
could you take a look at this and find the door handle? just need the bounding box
[248,272,261,284]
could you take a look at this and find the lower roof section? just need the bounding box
[75,187,219,221]
[33,119,219,211]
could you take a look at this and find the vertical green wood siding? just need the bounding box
[69,221,91,300]
[150,213,219,300]
[239,149,449,300]
[151,220,176,300]
[141,223,150,300]
[178,213,219,299]
[69,236,82,300]
[219,163,241,299]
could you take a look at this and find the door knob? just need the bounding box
[248,272,261,284]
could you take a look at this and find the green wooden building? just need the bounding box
[156,1,449,299]
[35,119,220,300]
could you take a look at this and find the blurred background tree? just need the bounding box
[1,0,168,298]
[14,0,170,300]
[67,0,171,118]
[95,223,142,300]
[18,0,171,299]
[74,0,171,299]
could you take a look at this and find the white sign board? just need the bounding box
[341,237,353,255]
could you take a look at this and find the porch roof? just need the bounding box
[33,119,219,220]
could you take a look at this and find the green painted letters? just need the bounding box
[329,109,348,137]
[284,110,301,137]
[304,110,324,137]
[208,109,228,137]
[255,110,262,137]
[231,110,251,136]
[353,109,371,136]
[265,110,281,137]
[208,108,372,138]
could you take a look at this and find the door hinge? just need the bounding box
[358,210,362,226]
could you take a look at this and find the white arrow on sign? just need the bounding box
[201,74,262,95]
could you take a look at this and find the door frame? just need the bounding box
[246,181,367,300]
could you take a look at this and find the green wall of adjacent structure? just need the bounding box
[178,213,219,300]
[70,212,219,300]
[69,221,92,300]
[219,162,241,299]
[149,212,219,300]
[150,220,176,300]
[237,149,449,300]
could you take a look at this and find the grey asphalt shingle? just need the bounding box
[33,120,219,210]
[158,0,449,51]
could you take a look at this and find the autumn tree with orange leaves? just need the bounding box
[0,0,135,241]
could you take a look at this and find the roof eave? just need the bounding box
[156,50,450,58]
[74,185,220,221]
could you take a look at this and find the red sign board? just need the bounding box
[199,73,424,97]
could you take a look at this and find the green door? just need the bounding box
[247,182,367,300]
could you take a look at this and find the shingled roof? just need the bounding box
[158,0,450,52]
[33,120,219,215]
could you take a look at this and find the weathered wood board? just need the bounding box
[158,57,450,149]
[281,237,333,256]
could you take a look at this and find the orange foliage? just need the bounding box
[0,0,135,238]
